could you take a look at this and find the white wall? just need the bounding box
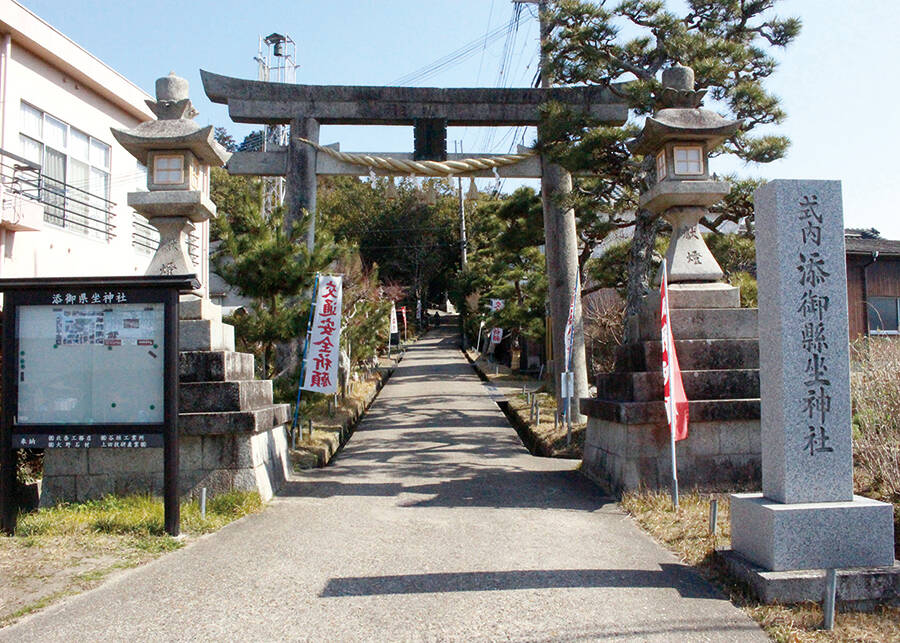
[2,42,155,279]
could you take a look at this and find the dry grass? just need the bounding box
[507,392,584,457]
[621,490,900,642]
[0,491,262,626]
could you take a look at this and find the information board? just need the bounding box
[17,303,165,425]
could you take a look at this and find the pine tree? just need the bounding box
[540,0,800,333]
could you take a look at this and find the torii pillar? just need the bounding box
[201,71,627,412]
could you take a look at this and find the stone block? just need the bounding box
[719,421,752,455]
[88,448,162,475]
[685,422,719,457]
[181,436,203,470]
[730,493,895,571]
[719,549,900,608]
[179,296,222,322]
[651,282,740,309]
[179,319,230,351]
[76,474,113,502]
[632,304,758,341]
[114,473,162,497]
[615,338,759,372]
[42,449,88,476]
[222,323,235,352]
[40,475,76,506]
[203,434,254,470]
[180,351,255,382]
[754,180,854,504]
[180,380,273,413]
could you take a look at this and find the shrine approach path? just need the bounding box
[1,321,767,642]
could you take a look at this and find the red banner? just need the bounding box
[660,270,689,441]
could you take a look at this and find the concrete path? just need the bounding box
[2,324,767,642]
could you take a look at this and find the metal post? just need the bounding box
[0,294,18,535]
[292,274,320,434]
[709,498,719,536]
[163,287,180,537]
[200,487,207,520]
[823,569,837,630]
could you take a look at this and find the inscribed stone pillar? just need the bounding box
[287,118,319,252]
[755,180,853,503]
[730,179,894,571]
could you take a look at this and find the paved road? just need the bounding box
[2,324,767,642]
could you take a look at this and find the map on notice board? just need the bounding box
[16,303,165,425]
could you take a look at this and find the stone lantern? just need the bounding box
[628,65,742,296]
[111,72,229,294]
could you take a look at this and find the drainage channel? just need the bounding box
[461,346,544,456]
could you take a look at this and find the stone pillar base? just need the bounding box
[730,492,895,571]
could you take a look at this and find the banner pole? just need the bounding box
[293,273,320,437]
[662,259,679,510]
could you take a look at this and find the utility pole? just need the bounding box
[456,140,468,348]
[515,0,588,420]
[456,141,468,270]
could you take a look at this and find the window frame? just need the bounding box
[867,296,900,335]
[153,154,185,185]
[673,144,704,176]
[18,101,113,239]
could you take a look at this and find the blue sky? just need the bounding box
[20,0,900,237]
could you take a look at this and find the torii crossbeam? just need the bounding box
[201,69,628,420]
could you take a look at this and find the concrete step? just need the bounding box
[596,368,759,402]
[581,397,760,425]
[615,339,759,372]
[180,380,273,413]
[180,319,236,352]
[631,307,758,341]
[179,403,291,436]
[180,351,255,383]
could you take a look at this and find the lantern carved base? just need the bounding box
[146,216,195,277]
[663,206,724,283]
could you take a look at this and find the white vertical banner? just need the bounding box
[490,298,505,313]
[302,276,342,394]
[491,327,504,344]
[389,303,399,334]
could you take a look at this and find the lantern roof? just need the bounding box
[627,109,742,155]
[111,72,230,166]
[627,64,742,156]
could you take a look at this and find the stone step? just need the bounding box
[180,319,235,352]
[180,351,255,382]
[596,368,759,402]
[179,403,291,436]
[580,397,760,425]
[630,307,758,341]
[614,339,759,372]
[179,296,223,323]
[180,380,273,413]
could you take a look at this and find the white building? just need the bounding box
[0,0,189,282]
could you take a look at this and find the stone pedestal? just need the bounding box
[727,179,896,604]
[41,296,291,505]
[581,282,761,493]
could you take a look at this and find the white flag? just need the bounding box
[389,303,399,334]
[302,276,342,394]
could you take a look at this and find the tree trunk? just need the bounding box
[623,209,664,344]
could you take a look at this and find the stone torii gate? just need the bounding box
[201,70,627,416]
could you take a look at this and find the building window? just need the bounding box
[868,297,900,334]
[153,155,184,184]
[656,150,667,180]
[673,145,703,175]
[18,102,112,239]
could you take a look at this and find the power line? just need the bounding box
[388,15,526,86]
